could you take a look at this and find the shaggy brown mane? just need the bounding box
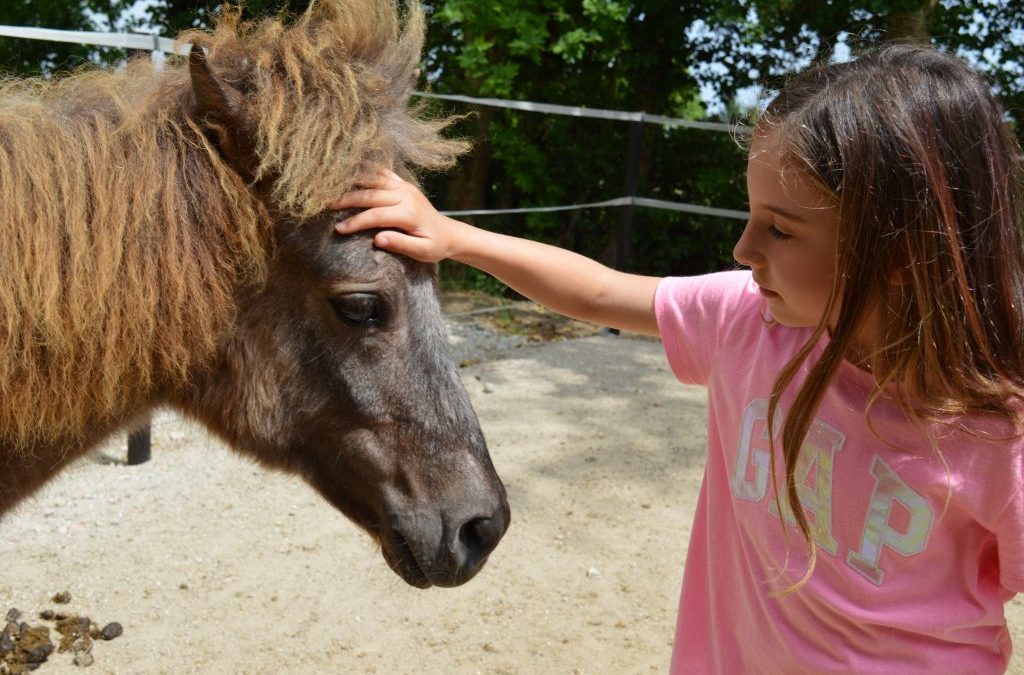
[0,0,465,447]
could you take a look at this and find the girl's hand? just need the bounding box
[332,171,661,336]
[330,170,462,264]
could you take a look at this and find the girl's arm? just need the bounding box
[332,171,661,337]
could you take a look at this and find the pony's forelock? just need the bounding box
[182,0,467,219]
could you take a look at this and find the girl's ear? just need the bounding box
[188,44,258,182]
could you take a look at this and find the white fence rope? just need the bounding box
[415,92,749,134]
[0,24,751,222]
[443,196,748,220]
[0,25,183,55]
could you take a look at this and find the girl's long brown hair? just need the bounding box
[759,44,1024,588]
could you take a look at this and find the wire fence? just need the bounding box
[0,24,752,223]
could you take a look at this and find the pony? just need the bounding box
[0,0,509,588]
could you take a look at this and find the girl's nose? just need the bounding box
[732,222,761,268]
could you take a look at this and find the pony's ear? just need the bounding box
[188,44,258,182]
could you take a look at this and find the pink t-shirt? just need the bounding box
[655,271,1024,674]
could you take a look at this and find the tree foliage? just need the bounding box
[690,1,1024,129]
[138,0,312,33]
[0,1,313,76]
[422,0,1024,280]
[418,0,750,280]
[2,1,1022,282]
[0,1,126,75]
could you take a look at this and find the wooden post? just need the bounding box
[127,420,151,466]
[605,117,645,337]
[124,41,160,467]
[616,117,644,271]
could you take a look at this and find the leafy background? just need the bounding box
[2,1,1021,290]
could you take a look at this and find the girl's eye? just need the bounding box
[329,293,383,326]
[767,224,792,240]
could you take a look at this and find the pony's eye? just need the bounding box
[330,293,382,326]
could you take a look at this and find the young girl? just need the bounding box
[332,44,1024,673]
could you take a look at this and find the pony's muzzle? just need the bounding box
[383,498,510,589]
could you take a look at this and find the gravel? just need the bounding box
[445,316,530,365]
[6,312,1020,674]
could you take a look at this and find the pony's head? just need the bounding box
[170,0,507,587]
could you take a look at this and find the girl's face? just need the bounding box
[733,129,840,330]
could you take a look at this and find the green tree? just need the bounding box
[0,1,134,76]
[421,0,1024,280]
[420,1,750,280]
[5,1,1021,281]
[690,1,1024,135]
[138,0,312,34]
[0,1,314,77]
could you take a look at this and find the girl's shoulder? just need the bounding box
[655,270,767,348]
[655,270,803,385]
[656,270,763,326]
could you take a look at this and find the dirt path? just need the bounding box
[2,330,1022,673]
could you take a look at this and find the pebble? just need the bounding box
[586,566,601,578]
[73,651,94,667]
[98,622,123,641]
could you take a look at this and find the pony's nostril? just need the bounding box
[458,518,486,556]
[456,518,490,568]
[454,507,507,569]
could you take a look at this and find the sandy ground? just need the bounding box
[2,311,1023,674]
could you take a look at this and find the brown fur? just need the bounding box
[0,0,465,447]
[0,1,506,588]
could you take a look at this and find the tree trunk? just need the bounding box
[445,105,494,220]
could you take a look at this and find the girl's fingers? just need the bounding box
[373,231,438,263]
[352,170,405,195]
[334,210,378,233]
[336,206,415,234]
[329,171,409,210]
[328,188,398,211]
[353,168,401,191]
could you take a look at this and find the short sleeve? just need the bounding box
[654,270,760,386]
[991,452,1024,593]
